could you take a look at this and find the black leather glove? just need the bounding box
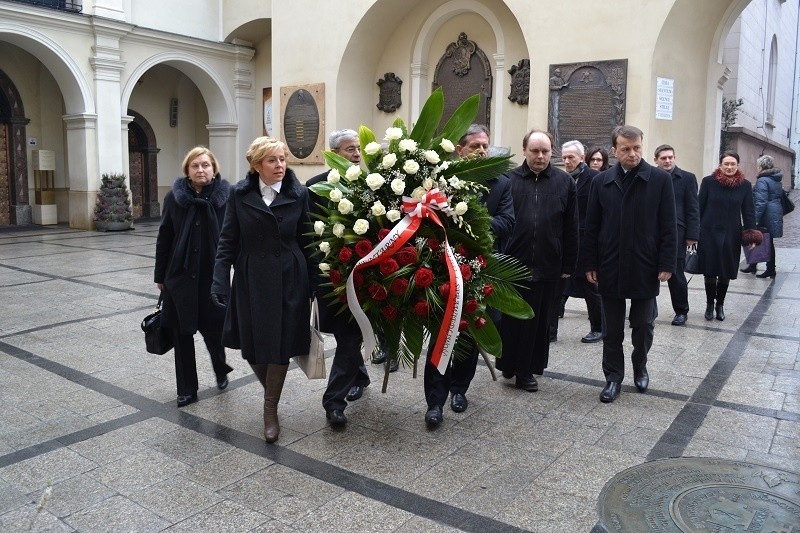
[210,293,228,309]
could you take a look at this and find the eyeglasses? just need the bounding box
[590,157,603,162]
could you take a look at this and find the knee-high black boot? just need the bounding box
[715,279,729,321]
[704,277,716,321]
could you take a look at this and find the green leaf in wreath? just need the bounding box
[470,317,502,357]
[436,93,480,146]
[409,88,444,147]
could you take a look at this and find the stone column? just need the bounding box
[410,62,429,122]
[207,124,239,182]
[492,52,505,147]
[63,113,99,230]
[231,41,256,181]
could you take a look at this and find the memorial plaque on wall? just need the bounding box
[280,83,325,164]
[432,32,492,128]
[547,59,627,159]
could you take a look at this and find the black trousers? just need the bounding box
[667,228,689,315]
[172,327,231,396]
[322,330,370,412]
[601,297,657,383]
[423,335,479,409]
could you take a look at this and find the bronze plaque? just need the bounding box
[592,457,800,532]
[280,83,325,164]
[377,72,402,112]
[432,32,492,128]
[508,59,530,105]
[548,59,627,160]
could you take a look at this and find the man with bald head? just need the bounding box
[497,129,578,392]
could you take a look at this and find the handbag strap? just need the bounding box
[156,291,164,311]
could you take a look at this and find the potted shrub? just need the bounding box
[93,173,134,231]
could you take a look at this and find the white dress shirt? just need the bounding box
[259,180,281,206]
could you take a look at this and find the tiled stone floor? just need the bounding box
[0,218,797,532]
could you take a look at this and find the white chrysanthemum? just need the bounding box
[319,263,331,273]
[313,220,325,236]
[365,173,385,191]
[382,153,397,168]
[337,198,354,214]
[422,177,434,190]
[438,161,450,171]
[391,178,405,195]
[411,186,425,200]
[403,159,420,175]
[454,201,468,215]
[353,218,370,235]
[386,209,401,222]
[448,176,462,189]
[345,165,362,182]
[329,188,343,202]
[332,223,345,238]
[364,141,381,155]
[385,127,403,141]
[440,138,455,152]
[424,150,440,164]
[371,201,386,216]
[319,241,330,254]
[399,138,418,152]
[326,169,340,183]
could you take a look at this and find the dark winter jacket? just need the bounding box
[574,163,599,232]
[154,175,230,334]
[753,168,784,238]
[211,169,316,363]
[503,161,578,282]
[581,160,677,299]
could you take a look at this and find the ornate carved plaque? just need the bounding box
[377,73,402,113]
[508,59,530,105]
[280,83,325,164]
[432,32,492,128]
[547,59,627,159]
[592,457,800,532]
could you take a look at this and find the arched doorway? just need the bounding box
[0,68,30,226]
[127,110,160,218]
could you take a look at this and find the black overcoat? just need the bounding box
[672,166,700,242]
[697,174,756,279]
[154,175,229,334]
[582,161,677,299]
[211,170,315,363]
[575,163,599,233]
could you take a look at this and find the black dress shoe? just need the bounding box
[450,393,468,413]
[548,332,557,343]
[216,377,229,390]
[599,381,620,403]
[389,359,399,372]
[326,409,347,427]
[177,393,198,407]
[515,375,539,392]
[671,314,687,326]
[581,331,603,343]
[740,264,757,274]
[756,270,776,279]
[371,347,387,364]
[704,304,714,321]
[501,369,514,379]
[425,405,443,428]
[345,384,367,401]
[715,304,725,321]
[634,368,649,392]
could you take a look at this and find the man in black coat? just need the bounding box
[423,124,515,427]
[582,125,677,403]
[497,129,578,393]
[654,144,699,326]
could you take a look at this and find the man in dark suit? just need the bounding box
[654,144,699,326]
[582,126,677,403]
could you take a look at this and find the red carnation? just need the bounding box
[415,267,435,288]
[353,271,365,288]
[355,239,374,258]
[428,238,440,250]
[458,319,469,331]
[455,244,468,257]
[368,282,388,301]
[475,317,488,329]
[395,246,418,266]
[459,263,473,281]
[378,228,391,241]
[338,246,353,263]
[382,304,398,320]
[465,298,479,314]
[390,277,409,296]
[439,282,450,298]
[413,300,429,316]
[476,255,487,268]
[482,283,494,297]
[379,258,400,275]
[329,269,343,285]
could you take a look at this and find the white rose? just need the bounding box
[329,188,343,202]
[365,173,385,191]
[448,176,462,189]
[353,219,370,235]
[424,150,441,164]
[391,178,405,195]
[422,178,434,190]
[385,127,403,141]
[345,165,362,182]
[326,169,340,183]
[319,262,331,273]
[440,138,455,152]
[386,209,401,222]
[371,201,386,216]
[454,201,468,215]
[337,198,354,214]
[403,159,420,175]
[382,153,397,168]
[319,241,330,254]
[411,186,425,200]
[364,142,381,155]
[332,223,345,238]
[399,138,418,152]
[313,220,325,236]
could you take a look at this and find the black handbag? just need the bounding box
[141,293,173,355]
[781,189,795,216]
[684,245,701,275]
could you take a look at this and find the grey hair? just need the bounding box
[561,140,585,155]
[756,154,774,170]
[328,129,358,151]
[458,124,490,146]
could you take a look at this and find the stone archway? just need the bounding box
[127,110,160,218]
[0,68,30,226]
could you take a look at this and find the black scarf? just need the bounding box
[171,175,229,272]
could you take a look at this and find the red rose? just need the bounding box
[338,246,353,263]
[465,298,479,314]
[475,317,488,329]
[459,263,473,281]
[390,277,409,296]
[395,246,418,266]
[428,238,440,251]
[415,267,435,288]
[413,300,429,316]
[329,269,343,285]
[379,258,400,275]
[378,228,391,241]
[482,283,494,297]
[355,239,374,258]
[476,255,487,268]
[368,282,388,301]
[455,244,468,257]
[353,271,365,288]
[382,304,398,320]
[438,282,450,298]
[458,319,469,331]
[338,293,347,304]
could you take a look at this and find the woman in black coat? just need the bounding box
[211,137,315,443]
[154,147,233,407]
[697,151,761,321]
